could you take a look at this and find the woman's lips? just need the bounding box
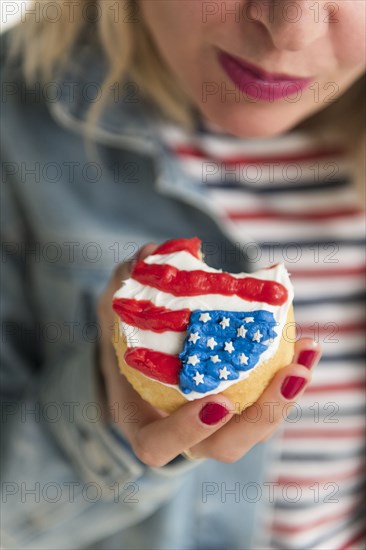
[218,50,314,102]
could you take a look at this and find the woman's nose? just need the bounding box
[250,0,331,51]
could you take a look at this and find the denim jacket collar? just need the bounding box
[48,34,161,155]
[47,33,237,246]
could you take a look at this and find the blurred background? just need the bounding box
[1,0,28,31]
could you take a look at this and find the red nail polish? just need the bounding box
[199,403,229,425]
[281,376,307,400]
[297,349,317,369]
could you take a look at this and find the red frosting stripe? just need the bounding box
[113,298,190,332]
[124,347,180,384]
[151,237,201,259]
[132,262,288,306]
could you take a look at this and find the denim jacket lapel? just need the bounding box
[47,35,229,224]
[48,32,158,154]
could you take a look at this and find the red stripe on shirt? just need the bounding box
[225,207,363,221]
[305,381,366,394]
[283,428,366,439]
[173,145,346,166]
[289,266,366,278]
[300,322,366,334]
[272,502,362,535]
[277,465,365,486]
[339,528,366,550]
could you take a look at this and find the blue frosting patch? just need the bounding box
[178,310,278,394]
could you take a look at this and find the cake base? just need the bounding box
[113,307,295,414]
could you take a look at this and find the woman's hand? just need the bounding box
[97,245,321,467]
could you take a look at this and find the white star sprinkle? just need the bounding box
[188,332,200,344]
[252,330,263,342]
[224,341,235,353]
[193,371,205,385]
[199,312,211,323]
[237,325,247,338]
[206,337,218,350]
[220,317,230,329]
[239,353,249,365]
[219,366,230,380]
[244,317,254,323]
[187,354,200,366]
[210,355,221,364]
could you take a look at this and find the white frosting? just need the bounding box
[120,320,187,355]
[114,250,294,400]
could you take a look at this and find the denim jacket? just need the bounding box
[1,30,272,550]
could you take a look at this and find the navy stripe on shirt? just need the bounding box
[294,291,366,306]
[205,177,352,194]
[281,446,366,463]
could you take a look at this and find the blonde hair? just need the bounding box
[8,0,365,196]
[9,0,193,128]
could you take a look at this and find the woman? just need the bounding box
[1,1,365,548]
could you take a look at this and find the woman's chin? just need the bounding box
[199,106,305,139]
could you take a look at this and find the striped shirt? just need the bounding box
[158,124,366,550]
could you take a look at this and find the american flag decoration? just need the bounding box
[112,237,290,398]
[179,309,277,394]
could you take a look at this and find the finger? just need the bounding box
[101,340,235,467]
[292,337,322,369]
[109,338,321,463]
[122,393,235,467]
[102,346,165,429]
[189,340,321,462]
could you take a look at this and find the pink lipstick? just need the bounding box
[218,50,313,102]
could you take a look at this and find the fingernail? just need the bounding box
[281,376,307,400]
[297,349,318,369]
[199,403,229,425]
